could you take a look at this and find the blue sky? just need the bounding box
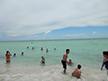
[0,0,108,41]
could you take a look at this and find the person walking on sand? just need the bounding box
[72,64,82,79]
[5,51,12,63]
[61,49,70,73]
[101,51,108,75]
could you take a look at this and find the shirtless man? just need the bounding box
[61,49,70,73]
[72,64,82,79]
[5,51,12,63]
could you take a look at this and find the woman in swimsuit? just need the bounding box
[5,51,12,63]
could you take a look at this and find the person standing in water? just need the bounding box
[5,51,12,63]
[40,56,45,65]
[101,51,108,75]
[61,49,70,73]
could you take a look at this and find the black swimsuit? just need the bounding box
[104,61,108,69]
[61,60,66,69]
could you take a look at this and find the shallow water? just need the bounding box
[0,63,108,81]
[0,39,108,81]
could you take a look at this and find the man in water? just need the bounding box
[72,64,82,79]
[5,51,12,63]
[61,49,70,73]
[101,51,108,75]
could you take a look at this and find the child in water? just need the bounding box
[68,59,73,65]
[40,56,45,65]
[13,53,16,57]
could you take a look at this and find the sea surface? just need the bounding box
[0,39,108,81]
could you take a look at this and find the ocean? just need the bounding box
[0,39,108,81]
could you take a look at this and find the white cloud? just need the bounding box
[93,31,97,35]
[66,34,86,37]
[33,35,38,37]
[10,34,21,37]
[44,30,52,35]
[0,0,108,38]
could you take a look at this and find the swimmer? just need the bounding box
[13,53,16,57]
[54,48,56,50]
[41,47,43,51]
[72,64,82,79]
[27,46,29,49]
[21,52,24,56]
[5,51,12,63]
[68,59,73,65]
[40,56,45,65]
[101,51,108,75]
[32,47,34,50]
[46,49,49,52]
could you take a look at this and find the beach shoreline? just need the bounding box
[0,62,108,81]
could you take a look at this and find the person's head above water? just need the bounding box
[103,51,108,57]
[6,51,9,54]
[77,64,81,69]
[41,56,44,58]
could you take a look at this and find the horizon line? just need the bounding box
[0,37,108,42]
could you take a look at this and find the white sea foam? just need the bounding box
[0,63,108,81]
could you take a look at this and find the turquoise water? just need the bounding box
[0,39,108,81]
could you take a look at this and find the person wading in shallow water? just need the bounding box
[5,51,12,63]
[40,56,45,65]
[101,51,108,75]
[61,49,70,73]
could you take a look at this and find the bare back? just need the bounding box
[72,68,81,78]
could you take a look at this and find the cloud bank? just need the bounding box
[0,0,108,40]
[66,34,86,37]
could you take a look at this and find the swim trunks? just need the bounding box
[61,60,66,69]
[104,61,108,69]
[42,60,45,64]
